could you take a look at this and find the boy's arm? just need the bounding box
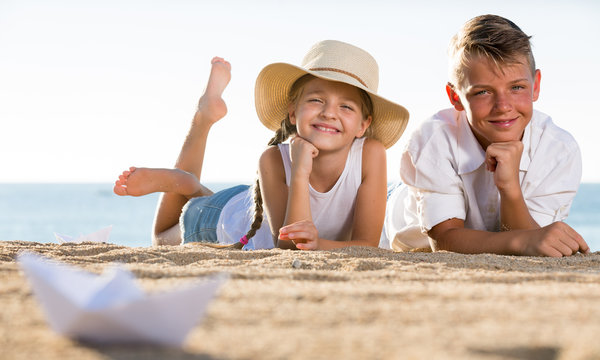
[428,218,588,256]
[485,141,539,230]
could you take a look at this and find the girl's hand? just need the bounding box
[279,220,320,250]
[289,136,319,179]
[485,141,523,195]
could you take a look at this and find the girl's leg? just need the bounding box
[113,57,231,245]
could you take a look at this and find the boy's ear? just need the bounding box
[288,103,297,125]
[446,84,464,111]
[532,69,541,102]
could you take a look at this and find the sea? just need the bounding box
[1,183,599,252]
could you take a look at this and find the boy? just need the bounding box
[382,14,589,257]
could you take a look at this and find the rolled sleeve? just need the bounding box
[417,189,466,231]
[402,145,467,231]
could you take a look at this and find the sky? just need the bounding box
[1,0,599,183]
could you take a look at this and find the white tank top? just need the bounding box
[217,137,365,249]
[277,137,364,242]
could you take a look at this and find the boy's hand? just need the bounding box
[278,220,320,250]
[516,222,590,257]
[289,136,319,179]
[485,141,523,195]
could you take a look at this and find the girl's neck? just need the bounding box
[308,141,354,193]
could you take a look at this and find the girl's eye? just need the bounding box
[341,105,354,111]
[308,98,322,103]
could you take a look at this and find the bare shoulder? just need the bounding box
[361,138,386,180]
[259,146,285,180]
[362,138,386,162]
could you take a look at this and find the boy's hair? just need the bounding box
[243,74,374,245]
[448,14,536,90]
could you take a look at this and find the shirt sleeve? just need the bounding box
[401,143,467,232]
[522,118,582,226]
[524,143,582,226]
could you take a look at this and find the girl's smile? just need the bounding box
[312,123,340,133]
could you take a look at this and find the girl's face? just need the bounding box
[288,77,372,153]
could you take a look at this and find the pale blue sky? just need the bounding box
[1,0,599,183]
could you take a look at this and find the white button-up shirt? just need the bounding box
[382,108,582,251]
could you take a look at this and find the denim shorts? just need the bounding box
[180,184,250,244]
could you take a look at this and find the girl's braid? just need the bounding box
[243,118,296,246]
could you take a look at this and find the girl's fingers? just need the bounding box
[296,242,316,250]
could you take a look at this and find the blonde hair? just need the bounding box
[448,14,536,90]
[242,74,374,246]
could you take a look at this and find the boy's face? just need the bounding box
[447,55,541,149]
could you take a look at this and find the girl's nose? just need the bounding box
[320,103,336,119]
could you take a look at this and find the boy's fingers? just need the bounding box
[558,235,580,254]
[539,244,563,258]
[553,240,575,257]
[561,223,589,254]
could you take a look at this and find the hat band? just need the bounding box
[309,67,368,88]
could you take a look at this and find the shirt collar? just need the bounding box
[457,111,485,175]
[456,111,532,175]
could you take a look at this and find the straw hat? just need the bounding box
[254,40,409,149]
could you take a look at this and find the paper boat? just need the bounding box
[54,225,113,244]
[17,252,227,346]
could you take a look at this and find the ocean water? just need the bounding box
[1,183,599,251]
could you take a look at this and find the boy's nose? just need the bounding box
[493,93,512,112]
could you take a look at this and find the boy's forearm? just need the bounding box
[432,227,525,255]
[499,189,539,230]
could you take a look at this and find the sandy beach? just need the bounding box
[1,240,599,360]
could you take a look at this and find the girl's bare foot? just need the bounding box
[195,57,232,126]
[113,167,202,197]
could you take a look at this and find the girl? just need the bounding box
[114,40,409,250]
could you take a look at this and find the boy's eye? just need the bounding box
[511,85,525,91]
[474,90,489,96]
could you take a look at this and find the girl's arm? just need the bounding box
[283,138,387,250]
[258,146,290,248]
[277,136,318,249]
[344,138,387,247]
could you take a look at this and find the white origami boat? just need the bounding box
[54,225,113,244]
[18,252,227,346]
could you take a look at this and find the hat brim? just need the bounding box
[255,63,409,149]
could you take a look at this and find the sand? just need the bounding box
[1,240,600,360]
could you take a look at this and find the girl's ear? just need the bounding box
[288,103,297,125]
[357,115,372,137]
[446,83,464,111]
